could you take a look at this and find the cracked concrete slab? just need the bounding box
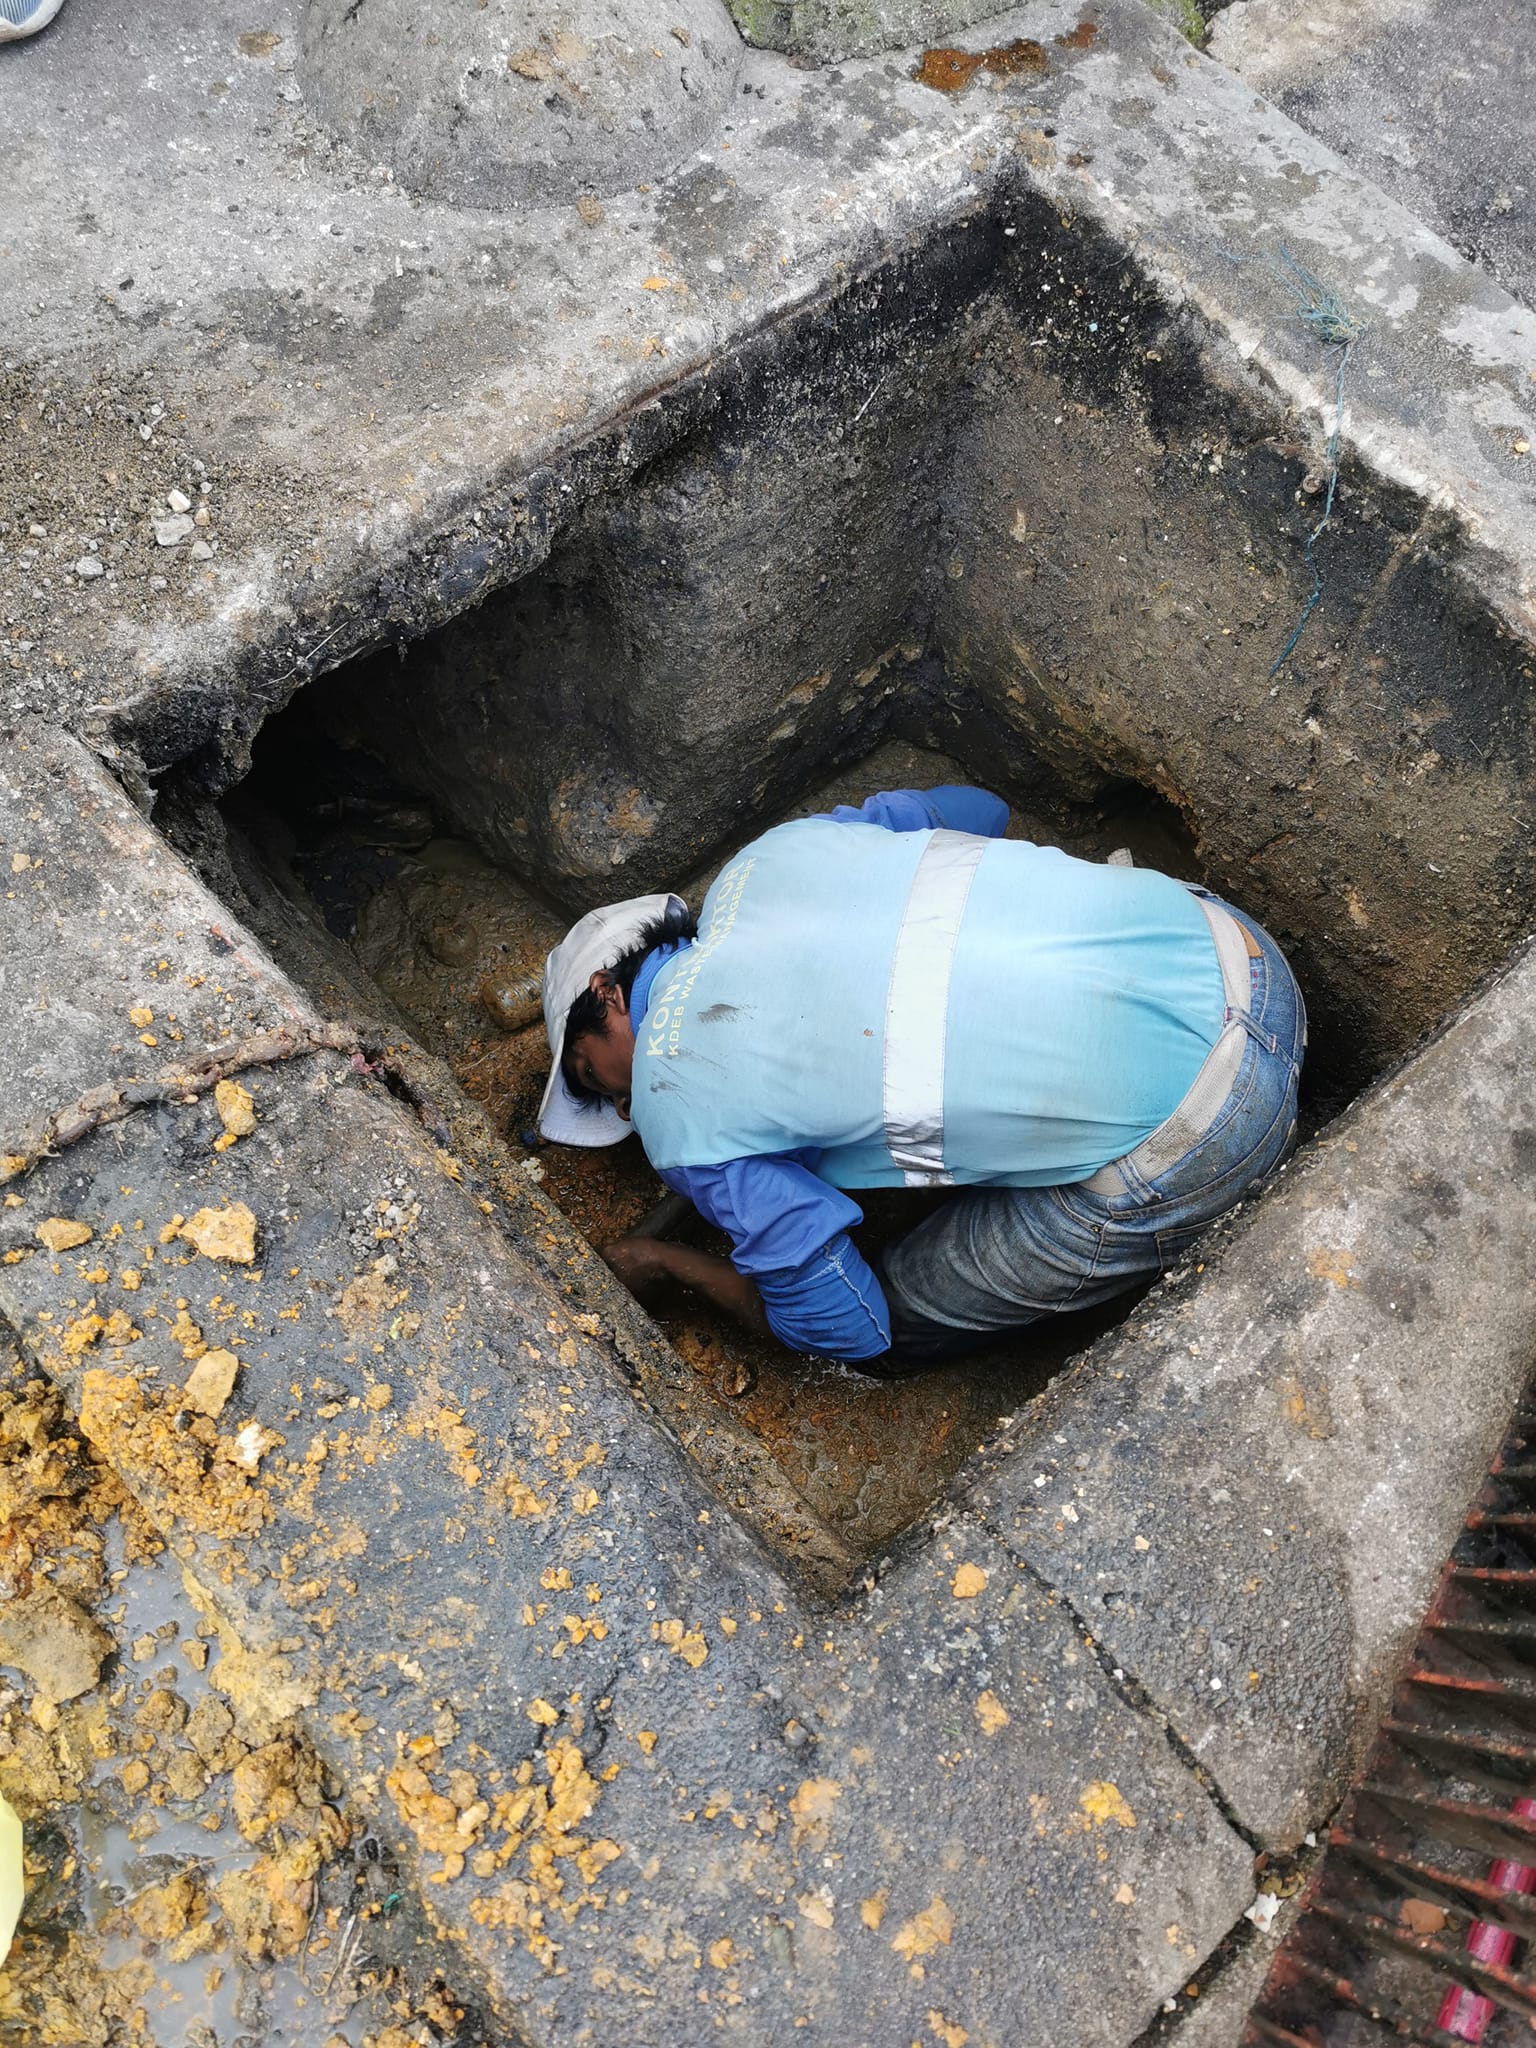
[1163,1891,1304,2047]
[0,720,320,1151]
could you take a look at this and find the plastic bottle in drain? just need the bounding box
[478,966,545,1034]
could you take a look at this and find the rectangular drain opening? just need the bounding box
[160,650,1353,1567]
[144,217,1531,1568]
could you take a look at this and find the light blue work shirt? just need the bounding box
[626,787,1222,1361]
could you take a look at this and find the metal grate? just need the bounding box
[1245,1388,1536,2046]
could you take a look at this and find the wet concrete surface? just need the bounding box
[0,1347,480,2048]
[1,1054,1254,2045]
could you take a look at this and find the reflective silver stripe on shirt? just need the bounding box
[882,830,988,1186]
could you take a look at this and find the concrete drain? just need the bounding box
[190,701,1227,1574]
[7,0,1536,2033]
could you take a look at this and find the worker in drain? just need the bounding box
[537,786,1305,1370]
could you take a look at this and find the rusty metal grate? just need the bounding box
[1245,1388,1536,2046]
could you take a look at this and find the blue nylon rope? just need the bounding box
[1269,250,1365,679]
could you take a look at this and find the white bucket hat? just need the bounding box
[537,892,688,1146]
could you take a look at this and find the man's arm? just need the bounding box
[601,1154,892,1362]
[819,785,1010,837]
[601,1234,770,1336]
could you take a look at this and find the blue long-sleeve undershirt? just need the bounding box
[628,785,1009,1361]
[819,784,1008,839]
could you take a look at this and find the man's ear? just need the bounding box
[588,970,628,1019]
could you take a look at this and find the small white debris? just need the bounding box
[190,539,214,561]
[166,487,192,513]
[1244,1891,1280,1933]
[1060,1502,1079,1522]
[153,513,195,547]
[75,556,104,579]
[233,1421,277,1470]
[27,523,45,538]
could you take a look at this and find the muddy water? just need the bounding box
[245,737,1194,1557]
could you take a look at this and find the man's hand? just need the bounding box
[599,1234,671,1295]
[599,1234,769,1337]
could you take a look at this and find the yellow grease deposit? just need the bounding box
[892,1895,955,1961]
[387,1728,620,1968]
[1078,1781,1137,1830]
[0,1373,394,2043]
[35,1218,92,1254]
[212,1079,257,1152]
[177,1202,259,1264]
[78,1369,274,1540]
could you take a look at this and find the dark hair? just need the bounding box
[560,903,697,1105]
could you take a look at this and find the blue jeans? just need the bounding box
[874,897,1306,1369]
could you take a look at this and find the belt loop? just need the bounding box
[1234,1008,1279,1057]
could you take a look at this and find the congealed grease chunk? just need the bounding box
[213,1079,258,1150]
[183,1347,240,1419]
[913,37,1047,92]
[178,1203,259,1264]
[35,1218,92,1253]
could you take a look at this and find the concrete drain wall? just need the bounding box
[6,0,1536,2042]
[159,185,1536,1580]
[169,189,1536,1098]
